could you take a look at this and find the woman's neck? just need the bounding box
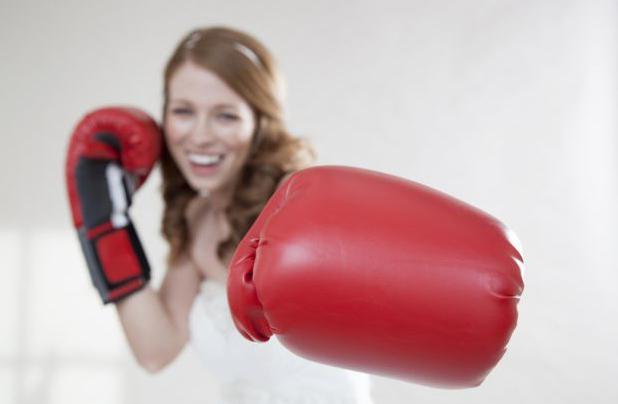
[201,176,238,213]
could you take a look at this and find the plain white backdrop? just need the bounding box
[1,0,616,403]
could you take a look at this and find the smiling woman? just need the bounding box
[63,24,372,404]
[159,27,316,268]
[112,26,374,403]
[164,61,257,203]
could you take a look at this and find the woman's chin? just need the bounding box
[183,162,240,199]
[188,179,216,195]
[187,176,230,197]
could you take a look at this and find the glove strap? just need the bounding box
[78,221,150,304]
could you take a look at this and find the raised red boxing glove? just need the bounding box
[227,165,524,389]
[65,106,161,304]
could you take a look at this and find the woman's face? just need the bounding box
[164,61,256,196]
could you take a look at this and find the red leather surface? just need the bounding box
[228,165,524,388]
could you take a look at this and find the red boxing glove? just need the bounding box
[65,106,161,304]
[227,165,524,388]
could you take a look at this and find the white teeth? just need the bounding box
[188,153,224,165]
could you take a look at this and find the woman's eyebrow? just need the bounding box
[213,103,240,109]
[169,98,239,109]
[169,97,190,103]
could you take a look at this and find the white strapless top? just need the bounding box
[188,280,374,404]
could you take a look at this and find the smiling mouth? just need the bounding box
[187,152,225,166]
[186,152,226,177]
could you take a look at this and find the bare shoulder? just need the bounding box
[159,252,202,306]
[164,251,203,283]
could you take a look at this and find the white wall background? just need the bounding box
[1,0,616,403]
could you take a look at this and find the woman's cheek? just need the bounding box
[214,127,238,145]
[227,123,254,146]
[167,118,193,142]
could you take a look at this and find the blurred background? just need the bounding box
[1,0,616,402]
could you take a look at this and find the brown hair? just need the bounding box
[160,26,316,268]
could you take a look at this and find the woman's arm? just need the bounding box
[116,172,295,372]
[114,253,202,373]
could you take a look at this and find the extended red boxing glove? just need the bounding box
[227,165,524,389]
[65,106,161,304]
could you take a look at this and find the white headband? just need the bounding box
[185,31,201,49]
[185,31,261,67]
[233,42,261,67]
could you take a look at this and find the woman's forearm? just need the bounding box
[115,286,186,373]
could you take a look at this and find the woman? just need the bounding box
[115,26,373,403]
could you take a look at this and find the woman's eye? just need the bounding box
[172,108,191,115]
[219,113,239,121]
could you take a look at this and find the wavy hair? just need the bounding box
[160,26,316,268]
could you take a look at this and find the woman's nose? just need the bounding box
[190,116,217,145]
